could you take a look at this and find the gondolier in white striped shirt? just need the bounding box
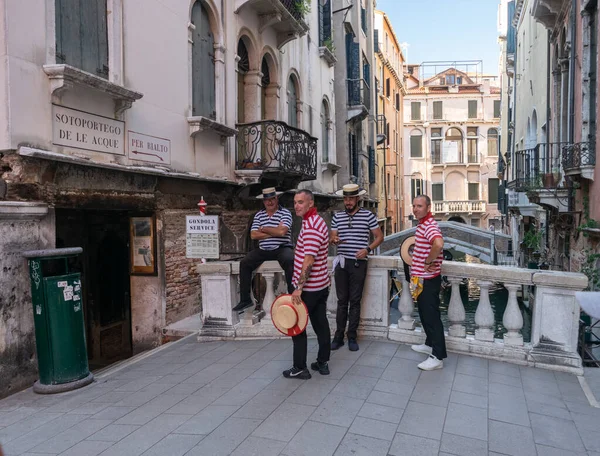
[330,184,384,352]
[233,187,294,313]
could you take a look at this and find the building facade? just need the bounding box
[332,0,378,203]
[502,0,600,280]
[374,10,406,235]
[0,0,336,397]
[402,62,502,230]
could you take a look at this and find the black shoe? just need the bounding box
[310,361,330,375]
[282,366,311,380]
[348,339,359,351]
[331,339,344,350]
[233,301,253,313]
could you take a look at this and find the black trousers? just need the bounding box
[416,275,447,360]
[334,260,368,341]
[292,288,331,369]
[239,246,294,303]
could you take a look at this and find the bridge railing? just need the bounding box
[197,257,588,374]
[432,200,487,214]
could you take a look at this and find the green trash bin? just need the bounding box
[23,248,94,394]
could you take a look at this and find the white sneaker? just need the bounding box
[411,344,433,355]
[418,355,443,371]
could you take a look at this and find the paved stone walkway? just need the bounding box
[1,337,599,456]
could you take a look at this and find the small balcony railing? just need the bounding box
[236,120,317,181]
[432,200,486,214]
[562,141,596,171]
[510,142,566,191]
[347,78,371,110]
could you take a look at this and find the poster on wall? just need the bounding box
[186,215,220,259]
[129,216,157,275]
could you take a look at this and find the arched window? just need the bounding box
[192,1,215,118]
[487,128,499,157]
[288,75,299,127]
[237,39,250,123]
[410,130,422,158]
[444,127,463,163]
[320,100,330,162]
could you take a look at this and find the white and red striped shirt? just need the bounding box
[411,213,443,279]
[292,208,330,292]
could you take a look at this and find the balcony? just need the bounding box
[235,0,309,48]
[235,120,317,186]
[531,0,565,29]
[432,200,486,215]
[347,78,370,122]
[507,142,569,209]
[562,141,596,181]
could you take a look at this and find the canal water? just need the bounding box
[390,251,532,342]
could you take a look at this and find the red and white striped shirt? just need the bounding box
[292,208,330,292]
[411,213,443,279]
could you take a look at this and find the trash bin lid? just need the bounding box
[23,247,83,259]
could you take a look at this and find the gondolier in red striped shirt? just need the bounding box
[282,189,331,380]
[409,194,447,371]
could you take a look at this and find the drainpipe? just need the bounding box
[567,0,577,212]
[546,30,551,248]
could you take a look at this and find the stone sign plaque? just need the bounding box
[52,105,125,155]
[128,131,171,164]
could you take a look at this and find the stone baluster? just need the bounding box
[397,275,415,330]
[261,271,276,321]
[475,280,495,341]
[447,277,466,337]
[502,283,523,345]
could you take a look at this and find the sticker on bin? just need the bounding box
[63,285,74,301]
[74,303,81,312]
[73,294,80,301]
[57,281,68,288]
[36,305,42,315]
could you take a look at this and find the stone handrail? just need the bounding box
[196,257,588,374]
[432,200,486,214]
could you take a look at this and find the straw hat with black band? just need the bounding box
[271,294,309,336]
[400,236,416,282]
[256,187,283,199]
[335,183,367,197]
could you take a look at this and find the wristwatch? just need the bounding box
[366,246,372,254]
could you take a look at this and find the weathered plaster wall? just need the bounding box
[0,204,54,399]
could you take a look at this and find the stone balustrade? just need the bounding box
[196,257,588,374]
[432,200,486,214]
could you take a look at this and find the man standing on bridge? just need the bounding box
[410,194,447,370]
[330,184,384,352]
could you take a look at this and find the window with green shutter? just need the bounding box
[55,0,108,77]
[410,132,422,158]
[411,102,421,120]
[192,1,216,119]
[468,100,477,119]
[493,100,501,118]
[488,178,499,204]
[411,178,423,201]
[468,182,479,201]
[433,101,443,120]
[432,183,444,201]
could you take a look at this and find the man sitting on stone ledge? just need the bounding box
[233,187,294,313]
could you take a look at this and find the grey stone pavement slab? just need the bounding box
[1,336,599,456]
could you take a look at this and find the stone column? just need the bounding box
[214,44,226,125]
[502,283,523,346]
[261,271,276,321]
[197,262,237,339]
[263,84,280,121]
[447,277,466,337]
[529,271,588,373]
[474,280,495,341]
[244,70,263,123]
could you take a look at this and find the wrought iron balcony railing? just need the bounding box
[432,200,486,214]
[236,120,317,181]
[562,141,596,171]
[347,78,371,110]
[510,142,567,191]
